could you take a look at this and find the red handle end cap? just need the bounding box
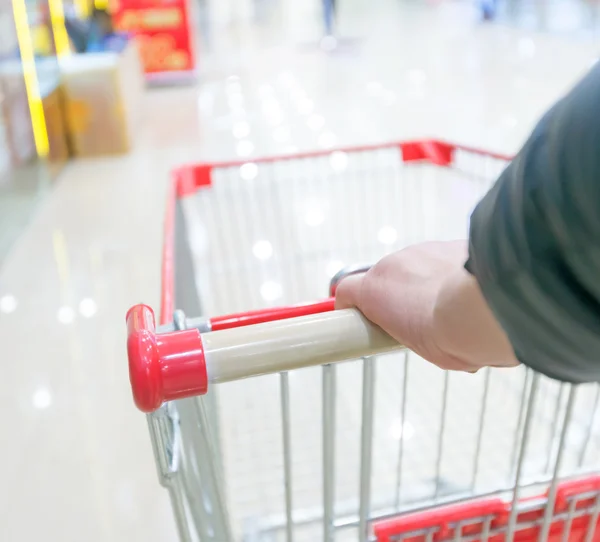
[127,305,164,413]
[126,304,209,413]
[128,329,164,413]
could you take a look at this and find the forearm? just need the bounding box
[433,267,517,368]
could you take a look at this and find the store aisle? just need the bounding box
[0,1,597,541]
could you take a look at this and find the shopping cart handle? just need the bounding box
[126,304,208,413]
[127,304,402,413]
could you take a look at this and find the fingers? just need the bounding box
[334,274,365,310]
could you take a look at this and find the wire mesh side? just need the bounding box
[373,482,600,542]
[373,381,600,542]
[184,148,504,314]
[174,148,600,541]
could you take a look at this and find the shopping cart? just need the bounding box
[126,140,600,542]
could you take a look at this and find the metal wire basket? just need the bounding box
[126,139,600,542]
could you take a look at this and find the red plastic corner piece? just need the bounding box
[174,165,213,198]
[420,140,454,166]
[192,164,213,188]
[399,140,455,166]
[399,141,428,162]
[126,304,208,413]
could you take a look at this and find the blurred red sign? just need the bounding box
[111,0,194,74]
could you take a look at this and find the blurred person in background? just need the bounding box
[480,0,498,20]
[336,62,600,384]
[86,7,116,52]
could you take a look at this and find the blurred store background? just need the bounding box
[0,0,599,541]
[0,0,599,263]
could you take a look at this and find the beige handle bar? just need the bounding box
[203,308,403,384]
[127,305,403,412]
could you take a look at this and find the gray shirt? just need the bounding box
[466,62,600,383]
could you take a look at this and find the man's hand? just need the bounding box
[335,240,519,371]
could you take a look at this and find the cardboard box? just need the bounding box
[60,38,144,157]
[42,85,69,176]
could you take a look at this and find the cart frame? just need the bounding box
[127,139,600,542]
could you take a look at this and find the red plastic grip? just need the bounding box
[126,304,208,413]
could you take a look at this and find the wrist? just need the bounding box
[433,267,517,367]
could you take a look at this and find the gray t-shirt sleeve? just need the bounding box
[465,63,600,383]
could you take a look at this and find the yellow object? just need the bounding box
[11,0,49,157]
[32,25,53,55]
[42,86,70,172]
[47,0,71,57]
[75,0,91,18]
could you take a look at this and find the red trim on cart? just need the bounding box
[210,298,336,331]
[127,304,208,412]
[170,140,513,198]
[373,477,600,542]
[374,498,507,542]
[176,164,213,196]
[160,172,178,326]
[420,140,454,166]
[399,140,452,165]
[555,475,600,506]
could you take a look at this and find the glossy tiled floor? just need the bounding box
[0,162,54,266]
[1,1,599,541]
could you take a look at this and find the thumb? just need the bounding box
[334,274,365,310]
